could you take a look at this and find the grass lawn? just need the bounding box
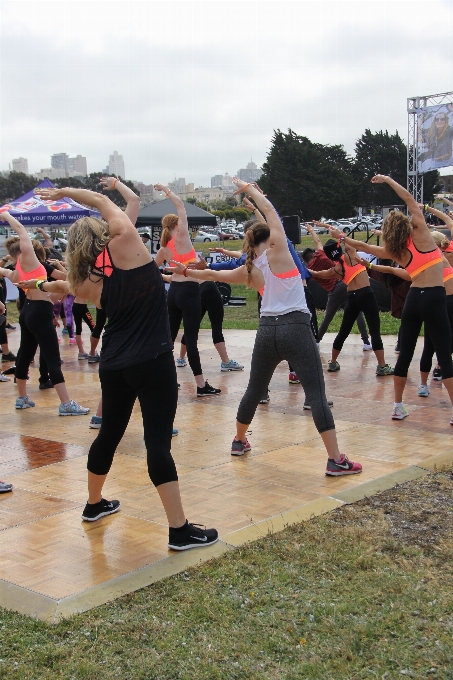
[1,472,452,679]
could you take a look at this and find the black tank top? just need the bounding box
[98,245,172,370]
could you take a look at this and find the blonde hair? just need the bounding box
[243,221,270,286]
[160,214,178,247]
[65,217,110,289]
[430,230,450,249]
[382,211,413,260]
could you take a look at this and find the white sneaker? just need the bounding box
[363,343,372,351]
[392,404,408,420]
[418,384,430,397]
[0,373,11,382]
[176,358,187,368]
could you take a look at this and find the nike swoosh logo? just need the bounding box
[190,536,207,542]
[335,463,350,469]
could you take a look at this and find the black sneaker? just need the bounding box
[303,399,333,410]
[5,323,16,330]
[81,498,120,522]
[433,367,442,381]
[394,343,400,353]
[197,381,221,397]
[168,521,218,551]
[259,389,270,404]
[2,351,16,362]
[39,380,54,390]
[2,366,15,375]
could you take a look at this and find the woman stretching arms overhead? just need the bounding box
[170,178,362,476]
[329,175,453,422]
[31,185,218,551]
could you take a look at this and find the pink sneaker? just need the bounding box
[69,338,77,345]
[325,454,362,476]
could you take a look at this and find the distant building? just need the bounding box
[440,175,453,194]
[108,151,125,178]
[51,153,70,173]
[211,174,223,188]
[35,167,68,181]
[68,155,87,177]
[237,160,262,184]
[177,186,231,204]
[12,157,29,174]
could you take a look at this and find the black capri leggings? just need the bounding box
[419,294,453,373]
[87,351,178,486]
[237,311,335,434]
[16,299,64,384]
[167,281,202,376]
[333,286,383,352]
[181,281,224,346]
[396,286,453,379]
[72,302,95,336]
[91,307,107,340]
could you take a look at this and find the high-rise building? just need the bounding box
[211,174,223,188]
[108,151,125,178]
[12,157,29,174]
[68,155,87,176]
[51,153,70,173]
[237,160,262,184]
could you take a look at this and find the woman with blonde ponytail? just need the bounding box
[28,183,218,552]
[169,178,362,477]
[154,183,221,397]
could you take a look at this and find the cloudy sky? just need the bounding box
[1,0,452,186]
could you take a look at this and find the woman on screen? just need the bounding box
[426,111,453,163]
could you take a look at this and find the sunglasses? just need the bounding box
[435,117,447,122]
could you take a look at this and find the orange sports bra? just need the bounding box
[258,266,299,297]
[167,238,197,265]
[444,264,453,283]
[93,247,114,278]
[15,257,47,282]
[341,255,366,286]
[405,235,443,278]
[445,240,453,253]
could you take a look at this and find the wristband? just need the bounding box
[183,266,188,277]
[165,190,171,197]
[368,262,373,269]
[112,178,118,189]
[37,280,46,292]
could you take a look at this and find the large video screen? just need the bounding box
[418,103,453,173]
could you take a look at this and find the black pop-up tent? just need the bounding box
[136,198,217,254]
[136,199,217,227]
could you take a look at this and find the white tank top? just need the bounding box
[254,250,310,317]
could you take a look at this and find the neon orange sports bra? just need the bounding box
[445,240,453,253]
[93,247,114,278]
[167,238,197,265]
[15,257,47,282]
[443,264,453,283]
[405,235,442,278]
[341,255,366,286]
[258,266,299,297]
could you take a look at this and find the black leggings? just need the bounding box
[396,286,453,379]
[87,351,178,486]
[167,281,202,376]
[237,312,335,433]
[181,281,224,346]
[420,294,453,373]
[72,302,95,335]
[16,300,64,384]
[91,308,107,340]
[304,286,318,341]
[333,286,383,352]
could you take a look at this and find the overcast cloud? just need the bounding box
[1,0,453,186]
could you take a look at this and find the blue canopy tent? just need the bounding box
[0,178,101,226]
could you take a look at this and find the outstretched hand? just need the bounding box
[34,188,65,201]
[0,211,11,222]
[243,197,255,211]
[231,176,249,195]
[100,176,119,191]
[153,183,168,193]
[328,225,342,239]
[15,278,40,289]
[371,228,382,235]
[370,175,388,184]
[167,260,186,275]
[187,256,207,270]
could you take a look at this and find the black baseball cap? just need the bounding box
[323,238,342,261]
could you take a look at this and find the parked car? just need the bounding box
[193,230,218,242]
[218,228,241,240]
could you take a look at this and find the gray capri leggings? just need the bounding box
[237,311,335,434]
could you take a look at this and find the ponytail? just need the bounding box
[161,214,179,247]
[243,221,270,287]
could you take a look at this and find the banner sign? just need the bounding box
[418,102,453,173]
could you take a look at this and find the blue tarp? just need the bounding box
[0,179,101,226]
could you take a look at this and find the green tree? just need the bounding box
[259,129,359,219]
[0,171,40,204]
[353,130,441,205]
[232,208,251,223]
[211,210,225,219]
[195,201,209,211]
[185,197,197,204]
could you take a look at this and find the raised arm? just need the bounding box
[15,278,70,296]
[328,225,393,259]
[308,266,342,280]
[208,247,241,259]
[0,212,38,270]
[100,177,140,225]
[443,197,453,210]
[232,179,287,249]
[424,205,453,233]
[154,184,188,233]
[364,262,411,280]
[0,266,18,282]
[371,175,425,229]
[243,197,265,223]
[307,223,324,250]
[35,227,53,248]
[35,187,133,238]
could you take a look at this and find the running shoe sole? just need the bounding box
[82,505,120,522]
[392,412,409,420]
[168,537,219,551]
[325,469,362,477]
[59,411,90,416]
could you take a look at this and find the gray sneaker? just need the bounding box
[78,352,89,360]
[59,400,90,416]
[327,361,340,372]
[221,359,244,371]
[88,352,100,364]
[376,364,394,376]
[0,480,12,494]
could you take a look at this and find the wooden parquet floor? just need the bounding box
[1,325,452,621]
